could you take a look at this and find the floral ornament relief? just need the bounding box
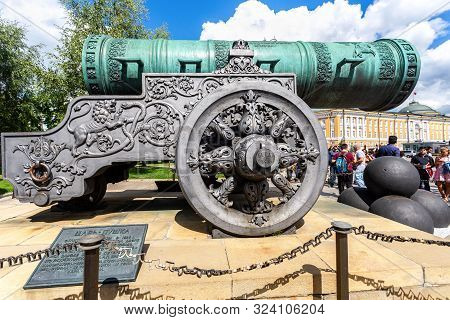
[13,137,74,196]
[13,96,183,197]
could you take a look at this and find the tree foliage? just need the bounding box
[54,0,169,102]
[0,18,44,133]
[0,0,170,133]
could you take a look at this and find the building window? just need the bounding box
[378,120,382,138]
[423,122,429,141]
[352,117,356,138]
[430,123,435,140]
[358,116,363,138]
[409,121,414,140]
[414,123,420,141]
[345,116,350,138]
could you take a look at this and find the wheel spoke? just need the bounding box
[277,142,320,168]
[271,172,295,203]
[209,116,235,141]
[243,180,273,214]
[238,90,265,136]
[190,146,234,175]
[270,110,294,138]
[209,176,236,207]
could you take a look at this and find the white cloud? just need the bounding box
[416,40,450,112]
[0,0,67,54]
[201,0,450,109]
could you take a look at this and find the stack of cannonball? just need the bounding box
[337,156,450,234]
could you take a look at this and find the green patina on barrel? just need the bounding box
[82,35,420,111]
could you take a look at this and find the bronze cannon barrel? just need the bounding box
[82,35,420,111]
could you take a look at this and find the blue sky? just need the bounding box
[146,0,372,39]
[145,0,449,48]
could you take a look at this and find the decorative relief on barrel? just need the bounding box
[407,67,416,77]
[214,41,230,70]
[108,39,127,82]
[310,42,332,82]
[214,40,269,75]
[374,42,395,80]
[401,43,414,51]
[85,53,95,64]
[83,35,105,94]
[387,39,419,107]
[407,54,417,63]
[86,68,96,79]
[353,43,375,58]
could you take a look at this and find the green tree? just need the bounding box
[1,1,169,132]
[0,18,44,133]
[52,0,169,112]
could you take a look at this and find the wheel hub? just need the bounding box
[234,134,279,181]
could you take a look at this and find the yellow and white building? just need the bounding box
[314,101,450,149]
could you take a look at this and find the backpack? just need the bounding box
[443,162,450,175]
[335,154,348,174]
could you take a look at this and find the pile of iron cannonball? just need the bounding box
[337,156,450,234]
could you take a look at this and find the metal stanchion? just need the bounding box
[332,221,352,300]
[79,234,105,300]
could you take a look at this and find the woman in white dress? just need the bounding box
[433,147,450,201]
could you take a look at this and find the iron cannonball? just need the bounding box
[410,189,450,228]
[364,156,419,198]
[337,187,375,211]
[369,195,434,233]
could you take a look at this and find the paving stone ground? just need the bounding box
[0,179,449,300]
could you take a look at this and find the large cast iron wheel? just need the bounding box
[176,81,327,236]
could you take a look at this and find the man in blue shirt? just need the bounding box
[376,136,400,157]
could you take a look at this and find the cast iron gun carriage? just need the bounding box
[1,36,420,236]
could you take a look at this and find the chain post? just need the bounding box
[332,221,352,300]
[79,234,105,300]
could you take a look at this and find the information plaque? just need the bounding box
[24,224,147,289]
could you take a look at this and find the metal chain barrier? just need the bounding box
[1,224,449,273]
[104,224,450,279]
[0,242,78,269]
[103,227,335,278]
[351,225,450,247]
[1,223,450,301]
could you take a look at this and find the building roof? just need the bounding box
[398,101,442,116]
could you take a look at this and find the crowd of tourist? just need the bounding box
[327,135,450,201]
